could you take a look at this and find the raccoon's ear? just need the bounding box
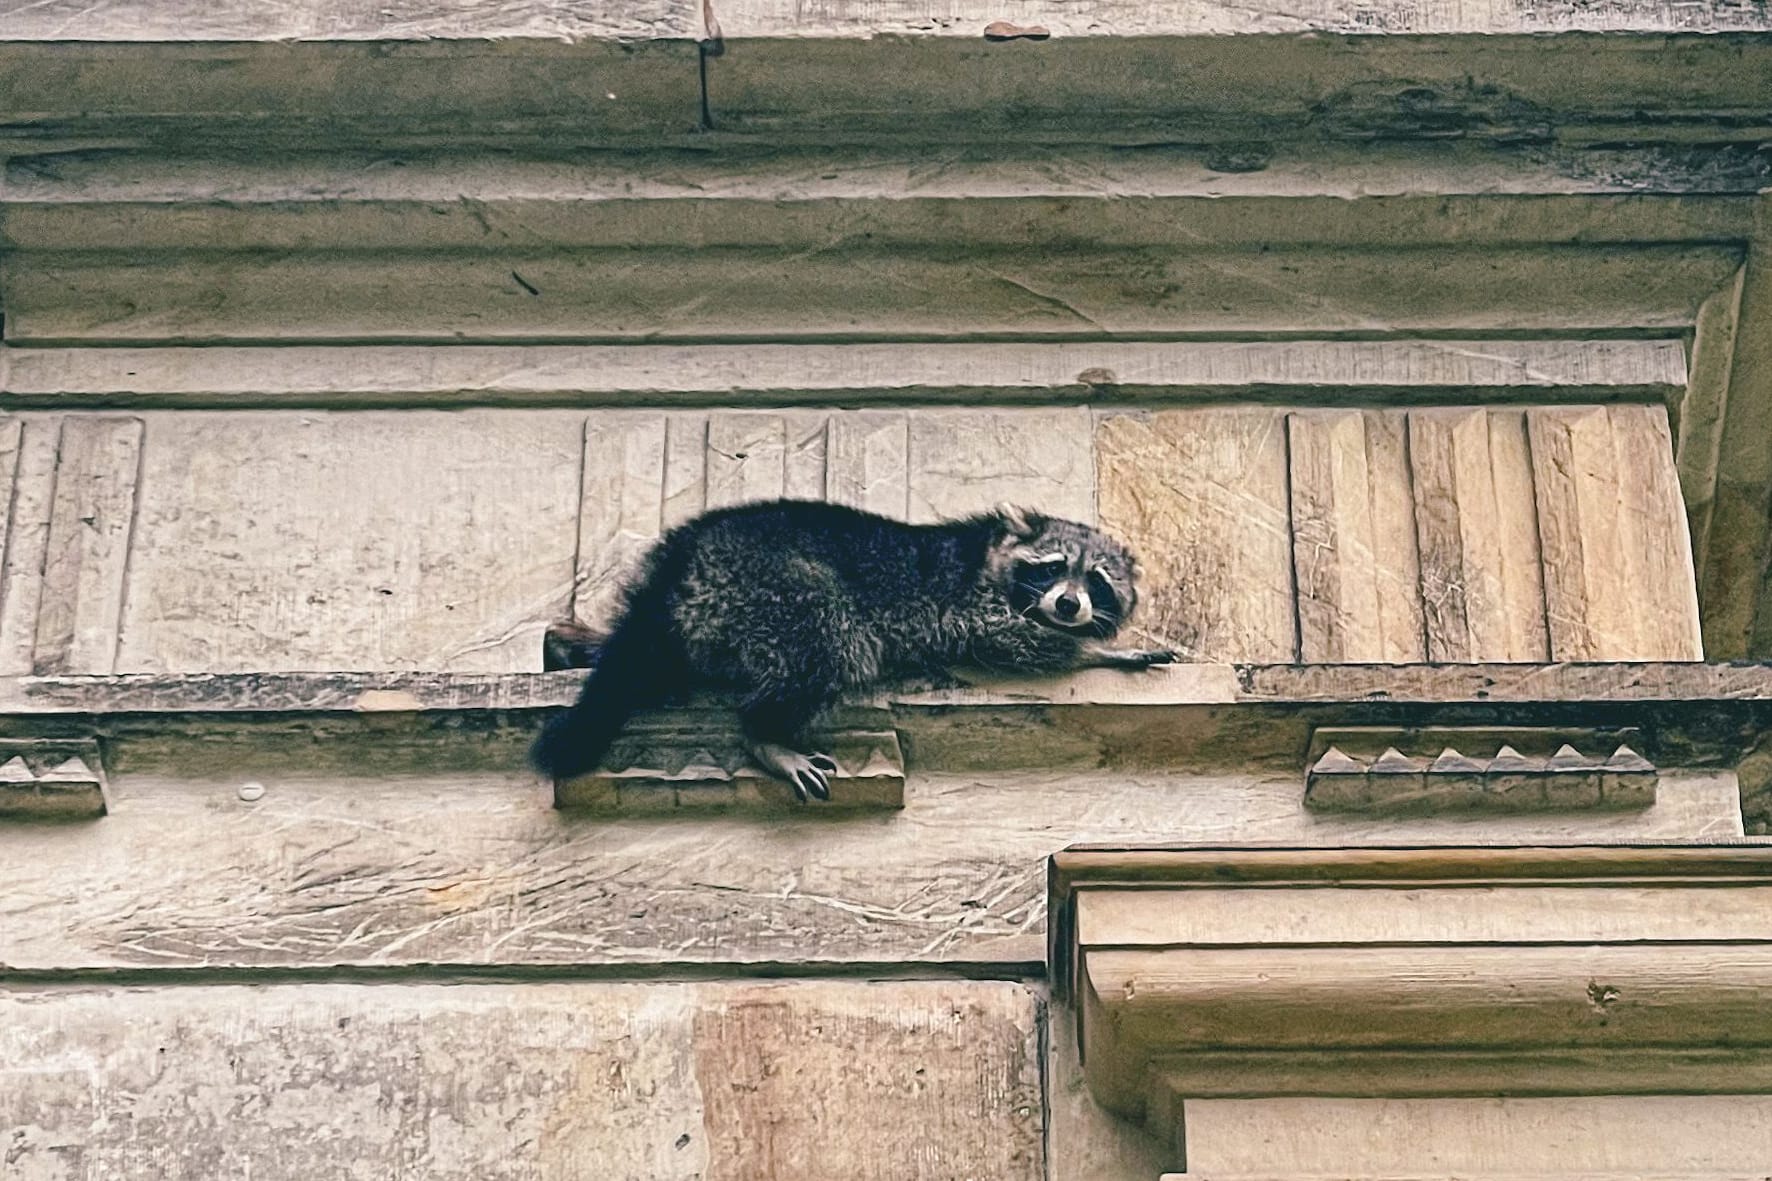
[995,502,1045,539]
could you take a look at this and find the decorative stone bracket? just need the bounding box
[1050,844,1772,1153]
[553,724,905,812]
[1305,725,1657,812]
[0,738,108,819]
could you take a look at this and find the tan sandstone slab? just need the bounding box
[0,980,1041,1181]
[1180,1095,1772,1179]
[1096,408,1295,661]
[112,410,584,674]
[907,408,1096,524]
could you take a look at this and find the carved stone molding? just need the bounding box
[553,726,905,812]
[0,738,108,819]
[1305,726,1656,812]
[1051,844,1772,1150]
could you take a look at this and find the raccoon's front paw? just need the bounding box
[748,742,840,802]
[1086,646,1179,670]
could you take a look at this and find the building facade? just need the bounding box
[3,2,1772,1177]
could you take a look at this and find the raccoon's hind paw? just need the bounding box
[748,742,839,802]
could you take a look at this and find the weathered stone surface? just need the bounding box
[1697,229,1772,660]
[1231,660,1772,704]
[31,416,142,675]
[3,13,1770,175]
[1047,991,1179,1181]
[1409,407,1551,661]
[979,373,1711,671]
[3,246,1739,344]
[12,0,1768,45]
[1077,882,1772,952]
[0,39,704,156]
[714,0,1772,38]
[703,25,1772,151]
[112,410,583,673]
[0,980,1042,1181]
[0,339,1692,408]
[828,410,909,517]
[0,1,699,41]
[1530,403,1703,660]
[2,151,1760,252]
[1182,1095,1772,1179]
[908,408,1095,524]
[2,659,1769,719]
[0,417,53,676]
[0,765,1737,974]
[1678,268,1744,584]
[705,412,789,508]
[1097,408,1295,661]
[575,414,667,632]
[1288,409,1425,662]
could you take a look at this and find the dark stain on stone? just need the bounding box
[1204,143,1273,173]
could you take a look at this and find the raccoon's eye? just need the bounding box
[1086,570,1121,618]
[1019,557,1067,581]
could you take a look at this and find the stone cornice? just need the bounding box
[1050,843,1772,1145]
[3,11,1770,153]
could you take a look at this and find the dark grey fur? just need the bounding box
[530,499,1173,800]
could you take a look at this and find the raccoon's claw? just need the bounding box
[749,743,839,802]
[798,753,840,802]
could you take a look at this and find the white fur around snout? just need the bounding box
[1039,581,1093,627]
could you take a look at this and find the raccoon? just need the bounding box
[530,499,1173,801]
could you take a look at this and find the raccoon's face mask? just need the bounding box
[994,507,1139,640]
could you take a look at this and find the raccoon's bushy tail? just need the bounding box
[529,565,681,780]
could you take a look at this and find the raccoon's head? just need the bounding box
[988,504,1140,639]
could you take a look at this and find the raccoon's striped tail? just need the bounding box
[529,599,676,781]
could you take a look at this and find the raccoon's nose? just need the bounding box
[1055,592,1081,620]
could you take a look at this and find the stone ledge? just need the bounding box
[4,661,1768,716]
[0,663,1767,784]
[0,340,1692,411]
[9,0,1771,43]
